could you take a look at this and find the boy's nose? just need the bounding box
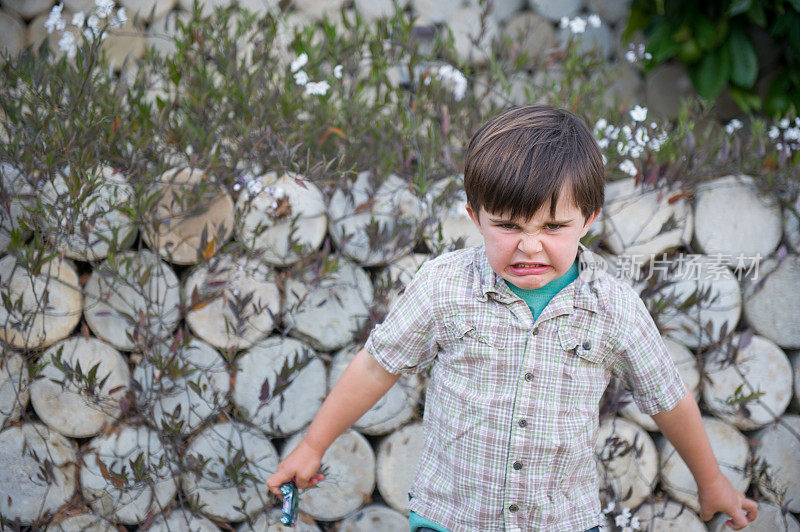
[517,233,543,254]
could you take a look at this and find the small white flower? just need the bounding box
[602,501,615,515]
[634,127,649,146]
[569,17,587,34]
[644,52,652,59]
[87,14,100,36]
[595,118,607,131]
[777,142,784,151]
[58,31,77,58]
[294,70,309,86]
[71,12,85,27]
[305,80,330,96]
[597,138,609,149]
[233,183,241,191]
[629,105,648,122]
[779,118,790,129]
[291,52,308,73]
[619,159,638,176]
[601,153,607,165]
[95,0,115,19]
[625,50,636,63]
[630,515,641,530]
[333,64,343,79]
[725,118,743,134]
[588,14,601,28]
[629,145,643,158]
[616,141,629,156]
[768,126,780,139]
[785,126,800,140]
[615,513,630,527]
[45,4,64,34]
[560,16,570,29]
[622,125,633,140]
[112,7,127,27]
[608,127,619,140]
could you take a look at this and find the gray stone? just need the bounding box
[340,505,409,531]
[528,0,581,21]
[633,501,706,532]
[2,0,54,20]
[503,11,556,60]
[784,193,800,253]
[119,0,177,21]
[410,0,460,23]
[448,6,498,65]
[558,18,616,59]
[587,0,631,24]
[754,416,800,513]
[0,10,25,58]
[693,174,783,258]
[645,62,695,119]
[743,255,800,349]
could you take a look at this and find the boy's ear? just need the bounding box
[465,203,481,228]
[580,209,602,236]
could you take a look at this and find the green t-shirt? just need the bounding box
[504,259,580,320]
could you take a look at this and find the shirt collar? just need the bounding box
[472,243,606,314]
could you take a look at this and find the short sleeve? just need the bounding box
[610,287,687,415]
[364,261,438,376]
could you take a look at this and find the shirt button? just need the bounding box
[513,460,523,470]
[582,340,591,350]
[532,327,539,336]
[509,504,519,513]
[518,418,527,428]
[524,372,534,382]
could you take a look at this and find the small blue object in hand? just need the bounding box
[279,481,298,527]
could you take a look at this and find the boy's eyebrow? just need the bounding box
[488,216,575,225]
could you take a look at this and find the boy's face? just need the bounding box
[466,191,600,290]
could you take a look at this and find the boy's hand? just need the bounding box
[266,439,325,496]
[697,470,758,530]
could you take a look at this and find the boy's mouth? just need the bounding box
[512,262,548,268]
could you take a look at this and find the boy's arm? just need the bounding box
[266,348,400,494]
[650,387,758,530]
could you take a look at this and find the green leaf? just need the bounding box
[688,46,730,100]
[747,2,767,26]
[648,22,680,63]
[728,86,762,112]
[691,16,717,51]
[727,27,758,88]
[728,0,752,16]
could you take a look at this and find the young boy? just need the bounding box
[267,105,758,531]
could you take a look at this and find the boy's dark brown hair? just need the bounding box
[463,104,605,222]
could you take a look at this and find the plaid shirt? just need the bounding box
[365,244,686,532]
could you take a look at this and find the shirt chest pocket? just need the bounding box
[439,315,507,373]
[557,324,609,415]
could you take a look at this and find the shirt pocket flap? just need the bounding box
[444,316,505,349]
[558,325,605,364]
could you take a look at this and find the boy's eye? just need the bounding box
[544,224,563,231]
[499,223,518,230]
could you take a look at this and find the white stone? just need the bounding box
[645,63,694,119]
[83,250,181,351]
[281,429,375,521]
[235,171,327,266]
[0,255,83,350]
[409,0,459,23]
[594,417,658,508]
[329,171,424,266]
[0,350,29,426]
[141,167,235,265]
[233,336,325,436]
[102,16,147,71]
[503,11,557,61]
[603,177,692,257]
[528,0,581,21]
[293,0,346,20]
[184,254,280,350]
[587,0,631,24]
[474,0,525,23]
[146,9,191,58]
[754,415,800,513]
[659,417,750,512]
[376,422,425,514]
[603,63,645,109]
[339,504,409,531]
[620,337,699,431]
[633,500,706,531]
[181,422,279,522]
[39,166,137,261]
[81,425,177,524]
[703,334,792,430]
[447,7,498,65]
[2,0,54,20]
[694,175,783,258]
[0,10,25,58]
[237,507,322,531]
[708,500,798,532]
[284,258,373,351]
[656,254,742,349]
[329,346,419,435]
[792,351,800,410]
[785,193,800,253]
[46,513,116,531]
[25,8,80,50]
[32,336,130,438]
[380,253,430,312]
[424,175,483,252]
[146,508,221,531]
[133,337,230,434]
[743,255,800,349]
[353,0,408,21]
[119,0,178,21]
[0,423,77,525]
[63,0,96,11]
